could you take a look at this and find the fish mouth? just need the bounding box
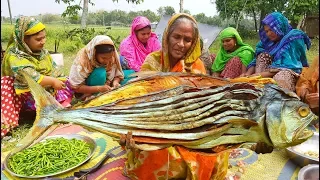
[293,114,318,140]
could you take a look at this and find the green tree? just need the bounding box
[163,6,176,16]
[157,6,175,16]
[214,0,287,30]
[183,9,191,15]
[157,7,164,16]
[194,13,207,23]
[285,0,319,26]
[39,13,62,23]
[139,10,160,22]
[55,0,143,28]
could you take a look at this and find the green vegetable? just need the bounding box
[8,137,91,176]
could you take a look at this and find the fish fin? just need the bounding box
[128,72,191,81]
[127,71,158,78]
[11,70,62,153]
[227,119,258,128]
[126,71,172,82]
[266,84,300,100]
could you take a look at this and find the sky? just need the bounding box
[1,0,218,18]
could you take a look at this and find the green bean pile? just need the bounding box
[8,137,91,176]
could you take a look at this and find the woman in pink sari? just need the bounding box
[120,16,161,72]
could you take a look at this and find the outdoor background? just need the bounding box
[1,0,319,150]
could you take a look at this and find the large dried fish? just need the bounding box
[11,71,317,153]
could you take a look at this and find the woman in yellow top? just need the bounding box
[1,17,73,137]
[141,13,207,74]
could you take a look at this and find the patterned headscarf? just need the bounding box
[247,12,311,73]
[68,35,124,88]
[1,17,62,94]
[119,16,161,72]
[257,12,311,60]
[7,16,47,60]
[259,12,292,48]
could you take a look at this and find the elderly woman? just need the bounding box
[141,13,207,74]
[123,14,228,180]
[68,35,125,99]
[241,12,311,91]
[119,16,161,72]
[211,27,254,78]
[1,17,73,137]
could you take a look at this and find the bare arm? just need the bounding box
[73,84,112,94]
[241,64,247,74]
[256,71,276,78]
[239,66,255,77]
[40,76,65,90]
[245,66,255,76]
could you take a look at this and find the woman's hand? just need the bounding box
[120,131,135,150]
[112,78,121,89]
[212,72,220,77]
[240,66,255,77]
[239,72,253,77]
[98,85,112,92]
[52,78,65,90]
[305,93,319,108]
[239,73,248,77]
[249,73,261,77]
[112,81,121,89]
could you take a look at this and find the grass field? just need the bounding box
[1,23,319,151]
[2,23,318,75]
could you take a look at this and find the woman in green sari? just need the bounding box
[211,27,254,78]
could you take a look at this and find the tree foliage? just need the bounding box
[183,9,191,15]
[83,9,159,26]
[55,0,144,28]
[157,6,176,16]
[214,0,318,30]
[285,0,319,24]
[55,0,93,18]
[194,13,222,26]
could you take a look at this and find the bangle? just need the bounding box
[97,86,101,92]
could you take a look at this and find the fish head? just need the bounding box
[266,99,317,149]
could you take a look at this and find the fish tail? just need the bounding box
[12,70,63,153]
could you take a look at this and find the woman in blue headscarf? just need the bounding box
[241,12,311,91]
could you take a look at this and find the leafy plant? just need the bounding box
[285,0,319,25]
[55,0,143,20]
[64,27,122,49]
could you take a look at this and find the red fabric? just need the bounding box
[1,76,23,137]
[1,76,73,137]
[220,57,243,78]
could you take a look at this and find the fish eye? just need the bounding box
[298,106,310,117]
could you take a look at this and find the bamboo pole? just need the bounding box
[179,0,184,13]
[7,0,13,25]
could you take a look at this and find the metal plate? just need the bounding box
[286,132,319,167]
[298,164,319,180]
[4,134,97,179]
